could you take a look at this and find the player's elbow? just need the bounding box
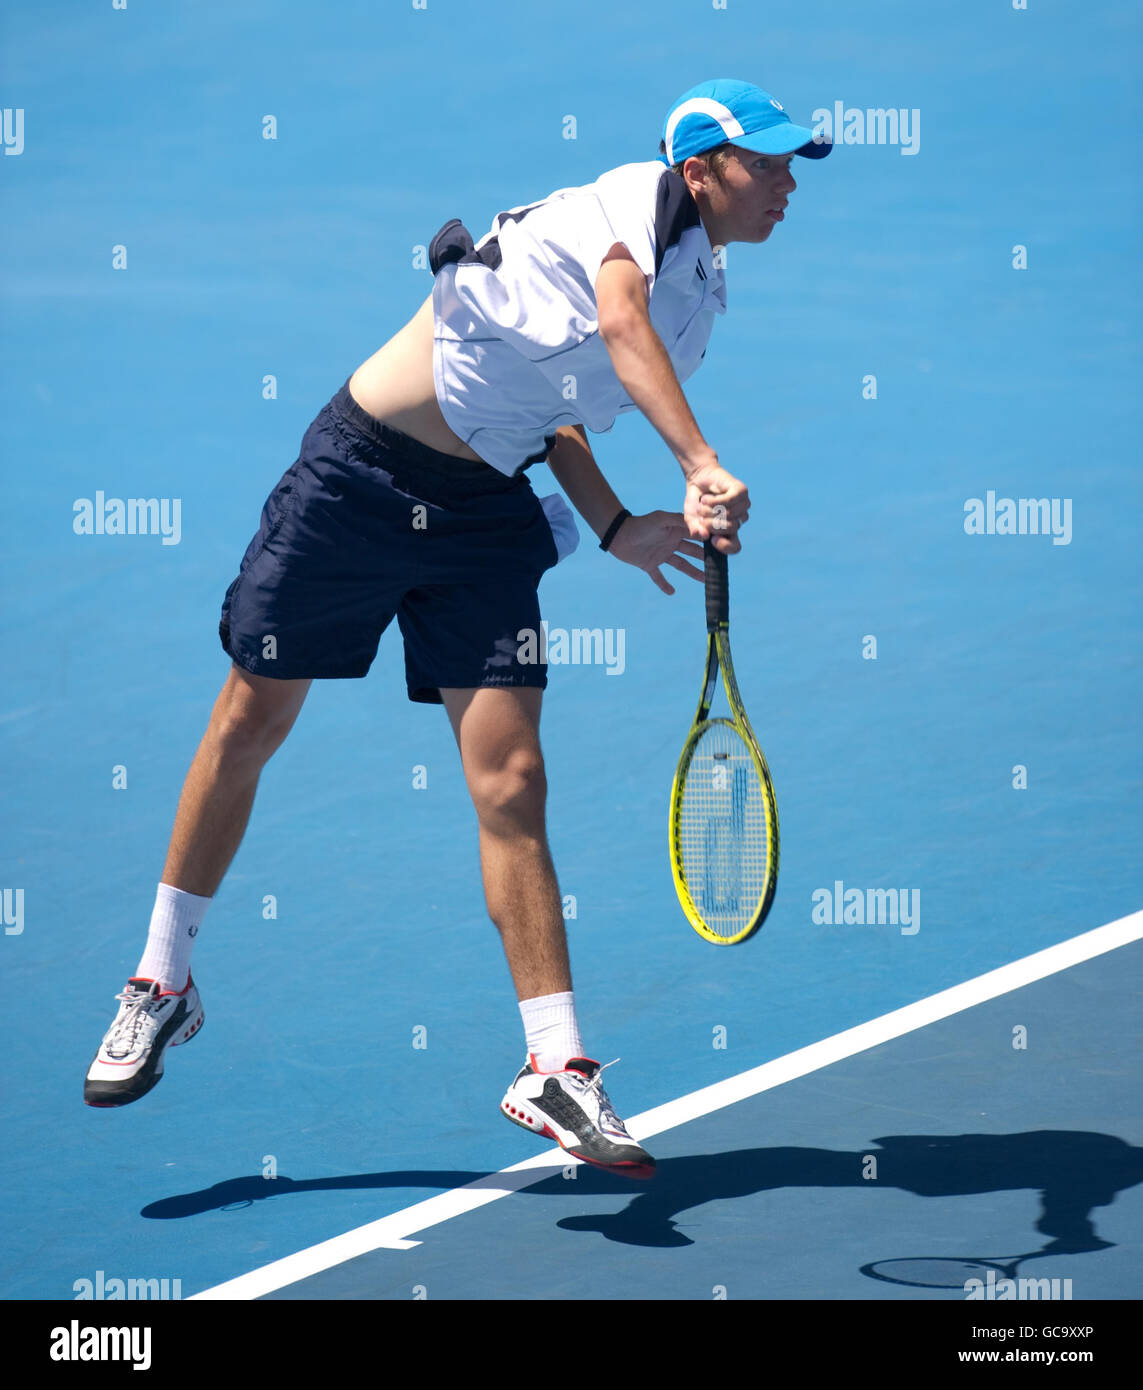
[597,301,649,348]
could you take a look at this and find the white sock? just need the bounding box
[135,883,211,993]
[519,991,585,1073]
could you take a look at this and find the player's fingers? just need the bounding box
[649,565,675,595]
[676,538,705,559]
[666,518,705,551]
[700,496,750,519]
[698,502,748,527]
[665,552,705,581]
[698,489,750,511]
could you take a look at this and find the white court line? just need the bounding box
[190,908,1143,1300]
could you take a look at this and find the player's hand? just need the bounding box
[683,456,750,554]
[607,510,705,595]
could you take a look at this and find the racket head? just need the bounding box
[668,714,779,945]
[861,1257,1022,1289]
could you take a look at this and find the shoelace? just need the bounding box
[105,983,160,1056]
[576,1058,628,1136]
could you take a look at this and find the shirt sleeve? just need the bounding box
[577,166,662,301]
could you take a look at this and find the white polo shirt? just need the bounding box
[430,160,727,477]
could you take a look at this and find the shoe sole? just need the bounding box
[500,1094,656,1181]
[84,1001,204,1109]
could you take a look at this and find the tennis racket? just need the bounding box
[861,1249,1055,1290]
[668,539,779,945]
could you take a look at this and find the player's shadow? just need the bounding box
[547,1130,1143,1254]
[142,1130,1140,1267]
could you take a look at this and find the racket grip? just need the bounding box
[704,540,729,630]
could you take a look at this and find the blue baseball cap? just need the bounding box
[660,78,831,166]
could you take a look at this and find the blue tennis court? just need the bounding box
[2,0,1140,1320]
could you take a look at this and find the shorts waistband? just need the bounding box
[329,380,525,497]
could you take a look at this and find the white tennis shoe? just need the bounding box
[84,976,204,1107]
[501,1055,655,1179]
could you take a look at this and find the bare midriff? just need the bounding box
[347,292,486,462]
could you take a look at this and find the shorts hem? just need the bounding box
[221,639,372,682]
[407,671,549,705]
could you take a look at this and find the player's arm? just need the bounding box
[546,424,703,595]
[546,423,624,539]
[594,243,749,552]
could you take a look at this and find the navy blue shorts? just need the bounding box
[218,381,576,702]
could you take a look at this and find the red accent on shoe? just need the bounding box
[526,1052,599,1076]
[569,1150,656,1181]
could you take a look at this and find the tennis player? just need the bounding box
[85,79,830,1179]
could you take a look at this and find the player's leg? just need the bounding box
[87,379,407,1108]
[84,667,310,1108]
[160,664,311,899]
[441,684,655,1179]
[133,663,311,989]
[439,685,569,1004]
[382,403,652,1173]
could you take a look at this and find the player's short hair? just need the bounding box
[658,139,734,185]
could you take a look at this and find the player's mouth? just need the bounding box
[765,205,786,222]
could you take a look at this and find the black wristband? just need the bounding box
[599,508,632,552]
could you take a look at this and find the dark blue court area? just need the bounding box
[254,939,1142,1300]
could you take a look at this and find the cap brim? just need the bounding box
[734,123,832,159]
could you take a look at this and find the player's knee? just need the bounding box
[211,674,302,765]
[469,748,547,830]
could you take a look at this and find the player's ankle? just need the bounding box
[519,991,584,1073]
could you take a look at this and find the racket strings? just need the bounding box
[676,721,772,940]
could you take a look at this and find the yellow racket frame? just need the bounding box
[668,568,779,945]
